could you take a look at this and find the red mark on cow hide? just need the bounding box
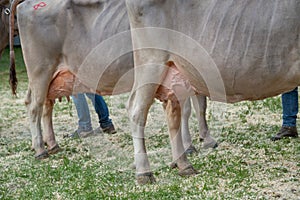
[33,2,47,10]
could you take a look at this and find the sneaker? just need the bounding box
[102,124,117,134]
[271,126,298,141]
[68,129,94,138]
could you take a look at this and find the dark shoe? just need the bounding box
[271,126,298,141]
[102,124,117,134]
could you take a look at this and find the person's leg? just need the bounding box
[282,87,298,127]
[86,93,116,134]
[70,94,94,137]
[271,88,298,140]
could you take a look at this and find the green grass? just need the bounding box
[0,47,299,199]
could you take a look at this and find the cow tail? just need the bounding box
[9,0,24,95]
[9,43,17,95]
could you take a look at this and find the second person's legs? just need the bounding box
[71,93,94,137]
[86,93,116,134]
[271,88,298,140]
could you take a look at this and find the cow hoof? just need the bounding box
[185,145,197,155]
[48,144,61,155]
[178,165,199,177]
[203,140,218,149]
[136,172,156,185]
[170,161,177,169]
[131,162,136,170]
[35,150,49,160]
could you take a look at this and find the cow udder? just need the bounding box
[47,69,75,101]
[156,62,196,103]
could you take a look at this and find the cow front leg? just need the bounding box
[164,99,198,177]
[191,95,217,149]
[42,99,60,155]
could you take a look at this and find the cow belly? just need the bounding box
[156,62,195,102]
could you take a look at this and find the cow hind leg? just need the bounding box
[42,99,61,155]
[26,72,56,159]
[181,97,197,154]
[26,88,48,159]
[191,95,218,149]
[25,88,35,151]
[127,85,158,185]
[163,98,198,177]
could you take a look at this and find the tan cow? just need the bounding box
[125,0,300,184]
[3,0,216,179]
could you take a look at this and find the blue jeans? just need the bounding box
[72,93,112,131]
[282,88,298,127]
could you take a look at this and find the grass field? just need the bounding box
[0,47,299,199]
